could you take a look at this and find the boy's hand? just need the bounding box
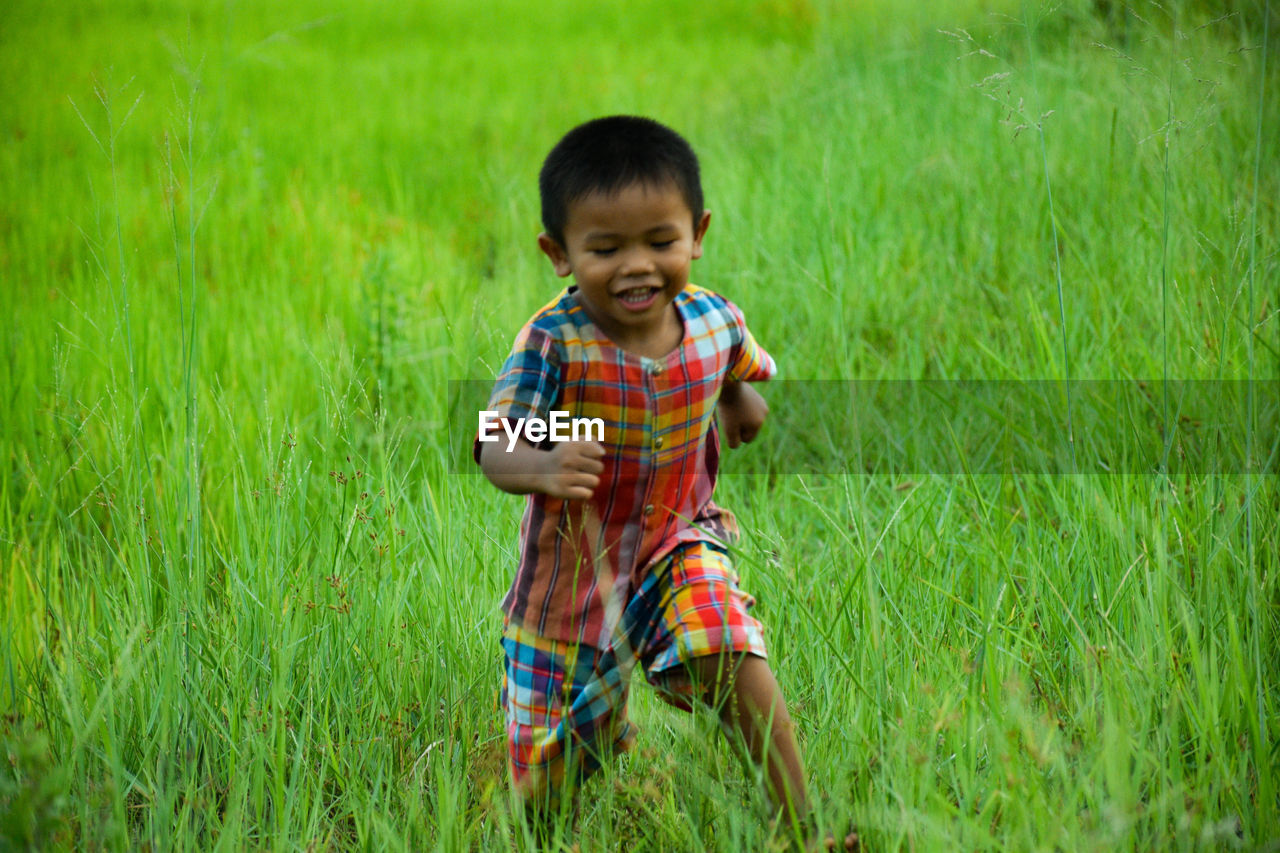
[538,440,604,500]
[717,381,769,448]
[479,435,603,500]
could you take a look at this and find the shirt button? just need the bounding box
[643,504,655,516]
[654,436,664,449]
[649,362,664,376]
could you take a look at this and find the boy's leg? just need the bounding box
[640,543,858,850]
[684,652,808,822]
[637,543,811,827]
[683,655,861,851]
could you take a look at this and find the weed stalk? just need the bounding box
[1244,0,1271,831]
[1021,1,1076,473]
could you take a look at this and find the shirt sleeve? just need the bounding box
[724,298,777,382]
[473,324,562,463]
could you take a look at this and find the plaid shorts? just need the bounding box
[499,540,767,803]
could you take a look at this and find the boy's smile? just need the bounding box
[538,181,711,357]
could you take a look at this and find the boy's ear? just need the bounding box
[537,233,573,277]
[691,210,711,260]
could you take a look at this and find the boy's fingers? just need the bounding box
[558,469,599,493]
[563,441,604,472]
[550,441,605,471]
[557,472,599,500]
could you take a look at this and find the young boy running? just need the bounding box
[476,115,820,844]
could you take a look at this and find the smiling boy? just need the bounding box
[476,115,815,843]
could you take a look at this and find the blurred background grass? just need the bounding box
[1,0,1276,849]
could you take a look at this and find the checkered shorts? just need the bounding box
[499,540,767,803]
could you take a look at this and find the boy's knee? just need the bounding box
[659,653,782,725]
[679,652,751,712]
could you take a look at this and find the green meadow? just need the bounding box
[2,0,1276,849]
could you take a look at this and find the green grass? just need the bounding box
[2,0,1277,849]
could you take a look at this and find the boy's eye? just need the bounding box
[590,247,617,256]
[652,240,675,250]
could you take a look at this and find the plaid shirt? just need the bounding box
[477,284,776,646]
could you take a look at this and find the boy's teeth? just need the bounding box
[620,288,654,303]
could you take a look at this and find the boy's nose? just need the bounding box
[618,247,657,276]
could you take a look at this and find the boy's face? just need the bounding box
[538,181,711,351]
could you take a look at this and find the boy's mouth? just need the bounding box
[616,286,660,312]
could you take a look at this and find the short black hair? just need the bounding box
[538,115,704,248]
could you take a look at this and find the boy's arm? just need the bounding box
[478,437,604,500]
[717,380,769,449]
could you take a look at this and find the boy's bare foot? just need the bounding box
[776,815,859,852]
[797,816,859,852]
[812,829,859,851]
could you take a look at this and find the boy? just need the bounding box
[476,115,814,843]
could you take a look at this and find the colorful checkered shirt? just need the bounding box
[476,284,776,646]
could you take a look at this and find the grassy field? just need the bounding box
[2,0,1277,849]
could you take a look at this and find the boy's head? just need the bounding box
[538,115,704,249]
